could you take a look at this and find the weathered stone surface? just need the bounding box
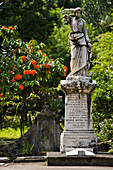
[34,105,61,154]
[0,105,61,158]
[65,93,92,131]
[47,152,113,166]
[60,131,97,153]
[60,76,96,94]
[60,76,97,153]
[63,9,92,77]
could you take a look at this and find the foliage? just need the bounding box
[0,115,30,142]
[58,0,82,8]
[96,118,113,149]
[0,25,68,135]
[82,0,113,30]
[0,115,32,144]
[0,126,29,140]
[91,31,113,129]
[46,24,71,70]
[108,149,113,154]
[20,142,34,156]
[0,25,67,97]
[45,24,70,126]
[47,91,65,125]
[86,23,101,44]
[0,0,63,43]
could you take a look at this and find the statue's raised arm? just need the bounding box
[63,14,72,24]
[63,7,92,77]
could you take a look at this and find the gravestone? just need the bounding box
[0,105,61,158]
[34,105,61,154]
[60,76,97,152]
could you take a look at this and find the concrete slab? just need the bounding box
[0,157,9,163]
[1,162,113,170]
[47,152,113,166]
[14,156,47,163]
[0,163,5,166]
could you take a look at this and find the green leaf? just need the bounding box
[13,55,16,60]
[25,82,29,87]
[29,81,34,87]
[35,81,40,86]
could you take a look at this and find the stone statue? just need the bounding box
[60,8,97,154]
[63,7,92,76]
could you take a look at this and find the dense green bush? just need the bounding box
[82,0,113,28]
[0,0,63,43]
[97,118,113,149]
[46,24,71,70]
[91,32,113,146]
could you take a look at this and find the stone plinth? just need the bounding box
[47,152,113,166]
[60,76,97,153]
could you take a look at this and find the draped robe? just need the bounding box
[65,16,92,76]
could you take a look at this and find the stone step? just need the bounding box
[47,152,113,166]
[0,156,46,163]
[14,156,47,163]
[0,157,9,163]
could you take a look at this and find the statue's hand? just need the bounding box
[88,43,92,48]
[63,15,67,19]
[88,43,92,53]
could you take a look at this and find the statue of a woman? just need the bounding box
[63,7,92,76]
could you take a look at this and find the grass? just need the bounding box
[0,115,31,144]
[108,149,113,154]
[0,127,21,139]
[0,126,30,139]
[0,126,30,144]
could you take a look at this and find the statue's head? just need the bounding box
[74,7,82,18]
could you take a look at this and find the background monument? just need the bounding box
[60,7,97,153]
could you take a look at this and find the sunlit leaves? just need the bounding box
[91,31,113,128]
[0,25,67,98]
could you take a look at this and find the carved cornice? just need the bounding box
[60,76,96,94]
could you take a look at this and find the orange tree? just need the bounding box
[0,25,68,135]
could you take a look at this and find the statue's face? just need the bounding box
[75,10,81,18]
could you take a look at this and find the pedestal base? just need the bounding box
[60,130,97,153]
[47,152,113,166]
[60,76,97,153]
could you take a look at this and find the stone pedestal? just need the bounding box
[60,76,97,153]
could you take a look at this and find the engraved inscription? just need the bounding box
[65,93,88,130]
[66,136,95,147]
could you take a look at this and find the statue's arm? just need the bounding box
[63,15,72,24]
[82,20,92,47]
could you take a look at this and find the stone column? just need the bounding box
[60,76,97,153]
